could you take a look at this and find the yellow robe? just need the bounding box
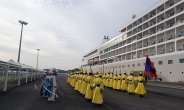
[109,74,113,88]
[78,75,82,92]
[121,75,128,90]
[81,75,88,95]
[70,75,73,86]
[74,75,79,90]
[127,75,135,93]
[80,75,85,93]
[67,74,70,83]
[134,76,146,95]
[116,75,121,90]
[85,76,93,99]
[91,76,96,98]
[72,75,76,87]
[92,77,104,104]
[113,76,117,89]
[105,74,110,87]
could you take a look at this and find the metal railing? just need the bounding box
[0,61,44,92]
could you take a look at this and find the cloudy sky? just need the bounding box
[0,0,159,70]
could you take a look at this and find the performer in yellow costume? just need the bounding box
[90,72,96,98]
[105,72,110,87]
[113,73,117,90]
[77,70,83,92]
[109,72,113,88]
[71,72,76,88]
[85,69,93,100]
[92,73,104,105]
[127,72,135,94]
[116,73,122,90]
[74,72,79,90]
[121,72,128,92]
[81,70,88,95]
[134,72,146,97]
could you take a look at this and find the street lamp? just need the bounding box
[17,20,28,63]
[36,49,40,69]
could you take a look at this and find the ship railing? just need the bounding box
[166,34,176,41]
[176,7,184,14]
[157,7,165,15]
[176,31,184,38]
[0,62,44,92]
[165,1,175,10]
[166,48,175,53]
[178,47,184,51]
[157,37,166,43]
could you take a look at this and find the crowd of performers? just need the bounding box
[67,69,146,105]
[40,68,57,101]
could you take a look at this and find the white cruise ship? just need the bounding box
[81,0,184,82]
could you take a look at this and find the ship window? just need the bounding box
[138,63,141,66]
[179,58,184,63]
[132,64,135,67]
[128,64,130,67]
[159,61,163,65]
[119,66,121,68]
[168,60,173,64]
[122,65,124,68]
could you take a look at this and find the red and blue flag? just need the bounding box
[144,55,158,80]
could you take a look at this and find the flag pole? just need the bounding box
[145,52,148,85]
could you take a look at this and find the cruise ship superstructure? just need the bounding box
[81,0,184,82]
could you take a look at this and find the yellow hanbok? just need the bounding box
[134,76,146,95]
[116,75,121,90]
[81,75,88,95]
[85,75,93,99]
[105,74,110,87]
[67,74,70,83]
[113,75,117,89]
[121,74,128,91]
[109,74,113,88]
[92,76,104,104]
[74,74,79,90]
[78,75,82,92]
[127,75,135,93]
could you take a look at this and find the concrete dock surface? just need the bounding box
[0,74,183,110]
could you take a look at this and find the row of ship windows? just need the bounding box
[104,58,184,69]
[101,25,184,55]
[126,0,182,32]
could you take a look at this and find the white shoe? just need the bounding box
[48,99,55,102]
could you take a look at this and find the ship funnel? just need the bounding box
[101,35,109,44]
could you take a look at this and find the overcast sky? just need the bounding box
[0,0,159,70]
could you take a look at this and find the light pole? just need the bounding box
[36,49,40,69]
[17,20,28,63]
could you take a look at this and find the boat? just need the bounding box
[81,0,184,82]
